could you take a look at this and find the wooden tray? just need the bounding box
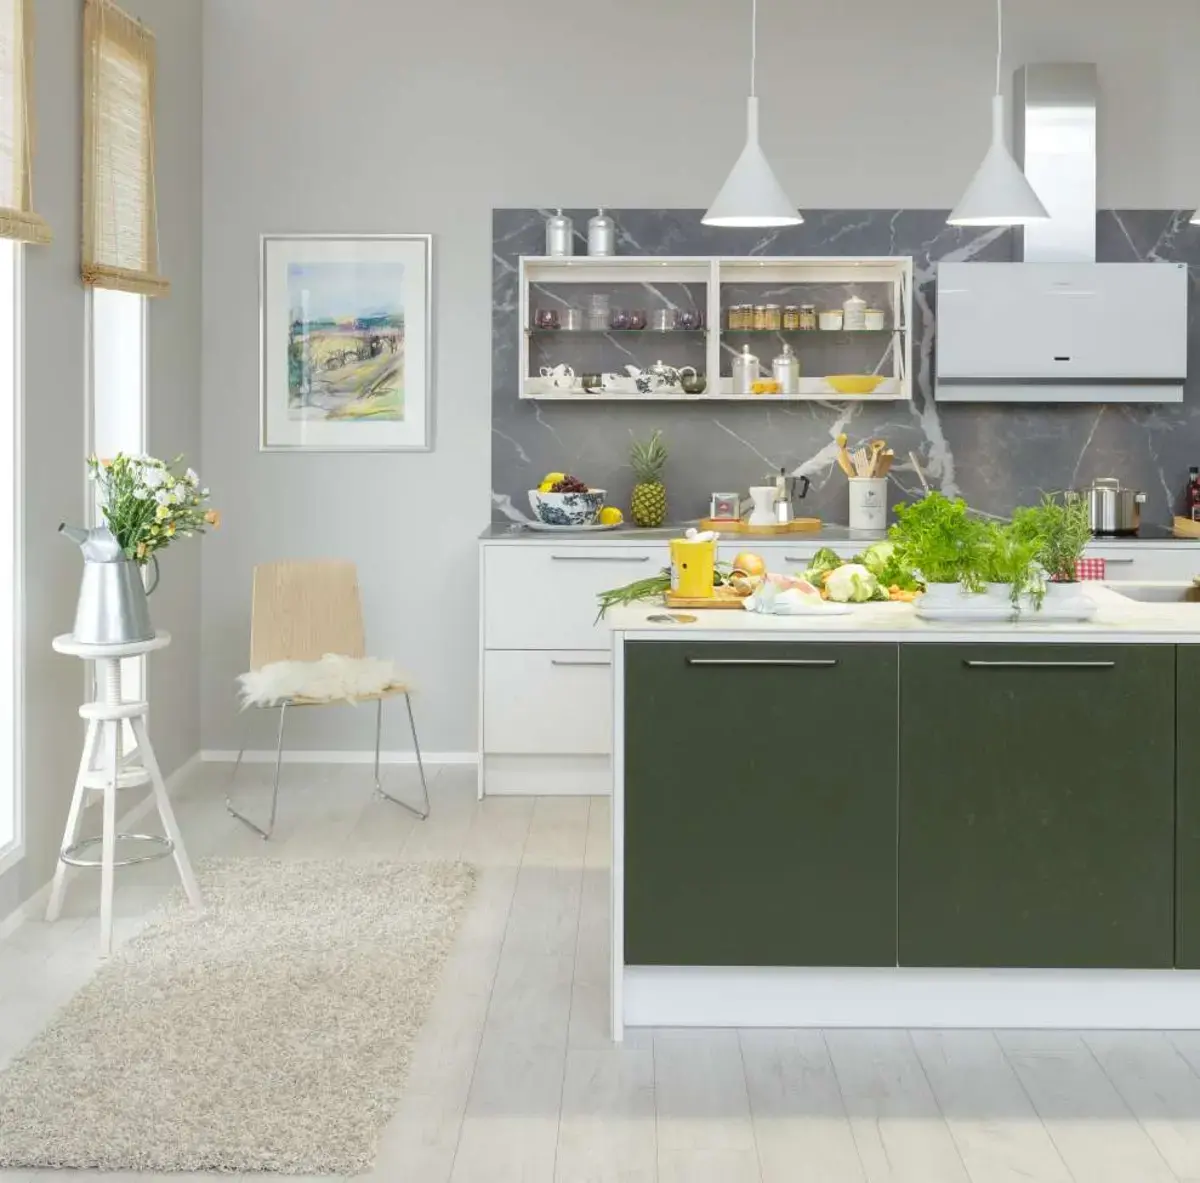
[699,517,821,535]
[664,588,749,610]
[1174,516,1200,539]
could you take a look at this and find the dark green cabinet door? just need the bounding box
[1177,647,1200,967]
[623,641,898,967]
[899,644,1175,969]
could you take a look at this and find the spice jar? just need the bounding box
[819,309,844,331]
[763,304,782,331]
[799,304,817,331]
[753,305,769,331]
[783,305,801,330]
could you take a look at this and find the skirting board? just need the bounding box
[482,754,611,796]
[0,751,202,942]
[201,749,477,765]
[621,965,1200,1032]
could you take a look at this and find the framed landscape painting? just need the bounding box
[260,234,432,451]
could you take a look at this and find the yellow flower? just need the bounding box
[204,509,221,528]
[100,457,113,468]
[166,524,176,537]
[150,526,159,535]
[156,504,169,520]
[136,542,146,559]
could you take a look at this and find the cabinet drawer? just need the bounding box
[484,649,612,755]
[1085,546,1199,583]
[484,545,665,650]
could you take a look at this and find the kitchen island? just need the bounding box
[607,585,1200,1037]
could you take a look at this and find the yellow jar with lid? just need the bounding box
[763,304,782,331]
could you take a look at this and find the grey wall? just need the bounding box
[201,0,1200,757]
[0,0,203,917]
[493,208,1200,527]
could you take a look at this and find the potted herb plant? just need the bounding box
[1011,492,1091,609]
[889,491,987,607]
[979,520,1044,610]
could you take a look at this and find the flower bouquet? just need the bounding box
[87,453,218,564]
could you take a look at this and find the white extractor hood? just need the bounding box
[935,63,1189,404]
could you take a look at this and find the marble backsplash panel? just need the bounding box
[492,209,1200,526]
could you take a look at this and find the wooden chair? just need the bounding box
[224,559,430,838]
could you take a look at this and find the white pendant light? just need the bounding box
[703,0,801,228]
[947,0,1049,227]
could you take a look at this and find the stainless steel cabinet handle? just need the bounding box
[1094,557,1134,564]
[551,554,650,563]
[551,658,611,667]
[784,556,814,563]
[687,658,837,667]
[964,660,1116,669]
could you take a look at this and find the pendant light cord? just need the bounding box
[994,0,1003,96]
[750,0,758,97]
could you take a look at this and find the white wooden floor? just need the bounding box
[4,764,1200,1181]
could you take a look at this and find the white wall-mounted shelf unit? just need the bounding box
[519,255,913,402]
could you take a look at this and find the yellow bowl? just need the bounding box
[824,374,884,396]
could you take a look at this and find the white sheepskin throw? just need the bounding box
[238,654,407,707]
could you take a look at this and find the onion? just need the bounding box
[731,551,766,577]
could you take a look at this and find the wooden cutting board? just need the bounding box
[664,588,750,610]
[1174,515,1200,539]
[699,517,821,534]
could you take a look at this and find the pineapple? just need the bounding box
[629,431,668,527]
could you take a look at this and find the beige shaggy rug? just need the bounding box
[0,857,476,1174]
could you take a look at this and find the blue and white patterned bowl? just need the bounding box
[528,488,606,527]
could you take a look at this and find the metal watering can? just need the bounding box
[59,524,159,644]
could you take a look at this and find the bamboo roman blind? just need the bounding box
[0,0,49,244]
[82,0,168,296]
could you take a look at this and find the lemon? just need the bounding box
[598,506,623,526]
[537,481,555,492]
[542,471,566,486]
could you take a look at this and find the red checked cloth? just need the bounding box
[1073,558,1106,581]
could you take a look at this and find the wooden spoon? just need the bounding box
[835,432,855,478]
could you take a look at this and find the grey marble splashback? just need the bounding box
[492,209,1200,527]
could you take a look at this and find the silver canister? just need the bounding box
[587,208,615,257]
[545,209,573,257]
[731,344,760,395]
[772,343,799,395]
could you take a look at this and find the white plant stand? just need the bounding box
[47,630,202,955]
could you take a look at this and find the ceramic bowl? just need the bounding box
[528,488,606,526]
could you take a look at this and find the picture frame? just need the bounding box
[259,233,433,452]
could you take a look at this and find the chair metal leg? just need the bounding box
[374,693,430,820]
[225,703,289,839]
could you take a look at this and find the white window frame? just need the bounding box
[0,239,25,876]
[85,288,148,750]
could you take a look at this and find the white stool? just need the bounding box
[48,630,202,955]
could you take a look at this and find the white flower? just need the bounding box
[155,488,171,505]
[132,487,149,500]
[174,484,187,501]
[185,468,199,485]
[86,469,97,481]
[142,467,166,490]
[201,488,210,497]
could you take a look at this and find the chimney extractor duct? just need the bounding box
[1013,63,1097,262]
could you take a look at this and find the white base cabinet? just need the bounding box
[478,534,1200,795]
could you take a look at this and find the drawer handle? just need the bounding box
[1095,557,1134,565]
[686,658,837,668]
[551,658,611,667]
[551,554,650,563]
[964,660,1116,669]
[784,556,814,563]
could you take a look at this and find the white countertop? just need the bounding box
[606,584,1200,644]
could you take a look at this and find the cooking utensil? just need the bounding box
[876,450,895,477]
[867,440,886,476]
[835,433,855,478]
[852,448,869,477]
[1084,476,1146,536]
[909,451,930,493]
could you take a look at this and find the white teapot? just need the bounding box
[539,363,576,390]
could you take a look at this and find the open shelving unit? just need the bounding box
[518,255,913,402]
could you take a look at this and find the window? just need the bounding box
[89,287,146,746]
[0,239,19,863]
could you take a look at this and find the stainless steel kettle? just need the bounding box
[60,523,158,644]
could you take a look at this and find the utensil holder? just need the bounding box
[848,477,888,531]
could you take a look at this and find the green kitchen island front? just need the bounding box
[607,585,1200,1038]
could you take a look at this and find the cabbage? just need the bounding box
[859,541,896,577]
[824,563,879,603]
